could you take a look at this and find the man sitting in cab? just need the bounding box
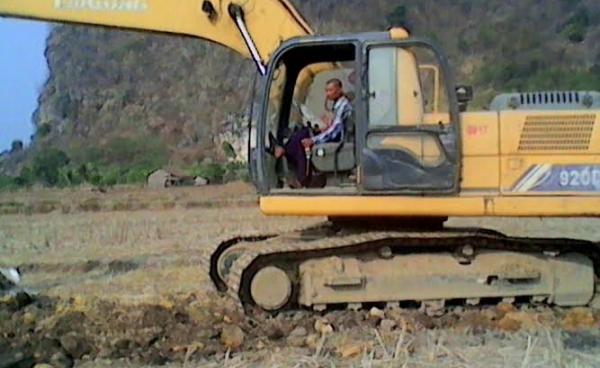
[275,78,353,188]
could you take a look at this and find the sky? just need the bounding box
[0,19,49,152]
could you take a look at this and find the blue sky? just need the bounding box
[0,19,49,152]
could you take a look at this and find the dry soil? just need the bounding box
[1,183,600,367]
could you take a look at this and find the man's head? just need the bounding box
[325,78,344,101]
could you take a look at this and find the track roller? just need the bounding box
[249,266,293,311]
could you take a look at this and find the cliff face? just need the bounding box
[27,0,600,167]
[34,27,254,166]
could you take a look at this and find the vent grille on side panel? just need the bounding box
[518,114,596,151]
[518,91,580,106]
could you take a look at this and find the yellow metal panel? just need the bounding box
[260,195,600,217]
[396,49,423,126]
[459,112,500,190]
[423,113,450,125]
[294,62,337,103]
[492,197,600,216]
[500,110,600,155]
[0,0,312,62]
[389,27,409,39]
[461,157,499,190]
[460,112,499,156]
[499,111,524,155]
[261,196,485,216]
[501,155,600,194]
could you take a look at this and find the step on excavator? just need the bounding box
[2,0,600,313]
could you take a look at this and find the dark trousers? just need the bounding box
[284,127,312,186]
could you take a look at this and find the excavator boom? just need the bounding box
[0,0,312,72]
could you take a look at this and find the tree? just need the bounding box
[562,8,589,43]
[0,175,17,191]
[36,123,52,138]
[14,166,34,187]
[386,5,408,28]
[10,140,23,153]
[31,148,70,186]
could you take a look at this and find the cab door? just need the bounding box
[360,42,460,193]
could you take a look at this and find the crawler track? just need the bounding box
[207,223,600,312]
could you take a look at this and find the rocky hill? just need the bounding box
[2,0,599,183]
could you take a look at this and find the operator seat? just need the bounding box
[311,110,356,173]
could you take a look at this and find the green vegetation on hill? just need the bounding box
[1,0,599,190]
[0,141,248,191]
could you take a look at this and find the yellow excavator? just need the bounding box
[2,0,600,313]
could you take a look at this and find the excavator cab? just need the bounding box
[259,41,358,190]
[254,34,461,195]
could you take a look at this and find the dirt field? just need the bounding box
[1,183,600,367]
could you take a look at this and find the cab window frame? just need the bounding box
[257,39,362,195]
[358,39,462,194]
[361,40,460,142]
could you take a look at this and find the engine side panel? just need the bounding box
[499,110,600,194]
[460,111,500,191]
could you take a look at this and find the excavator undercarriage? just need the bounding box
[208,222,600,313]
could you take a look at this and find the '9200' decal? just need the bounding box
[559,168,600,188]
[513,165,600,192]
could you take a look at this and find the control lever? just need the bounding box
[305,146,312,177]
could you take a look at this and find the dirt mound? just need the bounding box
[3,291,600,367]
[1,292,230,367]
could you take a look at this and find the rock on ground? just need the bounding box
[220,325,245,351]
